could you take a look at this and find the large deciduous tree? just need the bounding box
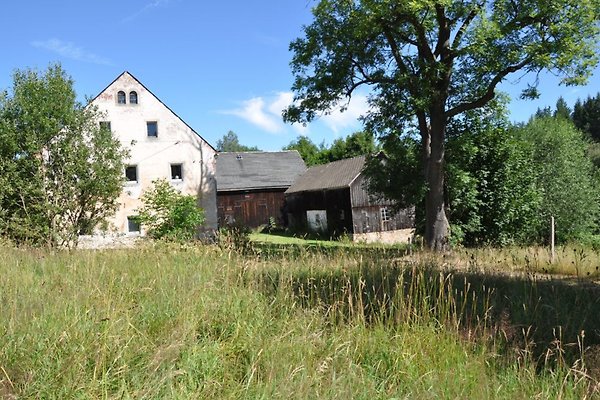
[0,64,127,247]
[284,0,599,250]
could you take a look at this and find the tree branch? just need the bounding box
[406,14,435,64]
[446,57,532,118]
[434,4,449,59]
[451,5,481,50]
[380,25,420,99]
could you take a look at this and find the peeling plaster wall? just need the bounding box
[91,73,217,235]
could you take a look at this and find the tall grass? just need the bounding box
[0,243,597,398]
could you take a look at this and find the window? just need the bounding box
[170,164,183,180]
[117,91,126,104]
[129,91,138,104]
[125,165,138,183]
[380,207,392,222]
[147,121,158,138]
[99,121,111,131]
[127,216,140,233]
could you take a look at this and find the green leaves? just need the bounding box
[216,131,260,152]
[288,0,599,248]
[0,64,127,247]
[136,179,205,241]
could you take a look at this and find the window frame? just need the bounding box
[127,216,141,233]
[170,163,183,181]
[117,91,126,104]
[99,121,111,131]
[129,91,138,105]
[146,121,158,138]
[380,207,392,223]
[125,165,138,184]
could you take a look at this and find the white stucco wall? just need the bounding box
[91,72,217,235]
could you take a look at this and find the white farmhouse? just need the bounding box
[90,71,217,236]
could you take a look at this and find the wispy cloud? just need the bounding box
[222,97,284,134]
[122,0,174,22]
[31,38,112,66]
[222,91,368,136]
[321,94,370,134]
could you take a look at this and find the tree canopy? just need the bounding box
[216,130,260,152]
[285,0,600,250]
[284,130,378,166]
[0,64,127,247]
[573,93,600,141]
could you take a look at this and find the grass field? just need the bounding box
[1,242,599,398]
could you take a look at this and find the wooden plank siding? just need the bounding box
[350,174,415,234]
[217,190,286,228]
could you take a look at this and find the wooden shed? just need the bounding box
[285,156,414,243]
[216,151,306,228]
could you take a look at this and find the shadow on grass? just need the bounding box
[254,259,600,373]
[249,240,410,259]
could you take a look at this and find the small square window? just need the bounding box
[380,207,392,222]
[99,121,111,131]
[171,164,183,180]
[147,121,158,138]
[127,216,140,233]
[125,165,138,182]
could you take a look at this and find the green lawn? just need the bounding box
[250,231,351,247]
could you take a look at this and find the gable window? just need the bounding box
[127,216,140,233]
[99,121,111,131]
[147,121,158,138]
[129,91,138,104]
[170,163,183,181]
[125,165,138,183]
[117,91,126,104]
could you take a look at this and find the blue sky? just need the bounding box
[1,0,598,151]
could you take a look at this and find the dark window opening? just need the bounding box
[127,216,140,233]
[129,91,138,104]
[125,165,138,182]
[381,207,391,222]
[99,121,111,131]
[147,121,158,138]
[171,164,183,180]
[117,91,126,104]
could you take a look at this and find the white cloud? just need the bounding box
[223,91,368,136]
[31,39,112,66]
[268,92,294,117]
[320,94,370,133]
[222,97,283,134]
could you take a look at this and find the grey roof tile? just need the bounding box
[285,155,366,194]
[216,151,306,191]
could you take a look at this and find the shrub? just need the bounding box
[136,179,204,241]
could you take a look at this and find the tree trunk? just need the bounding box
[424,112,450,251]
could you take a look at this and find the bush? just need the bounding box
[136,179,204,241]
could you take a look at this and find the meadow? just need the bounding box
[1,241,600,399]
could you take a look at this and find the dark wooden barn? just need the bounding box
[285,156,414,243]
[216,151,306,228]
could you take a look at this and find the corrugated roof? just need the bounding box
[285,155,366,194]
[216,151,307,192]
